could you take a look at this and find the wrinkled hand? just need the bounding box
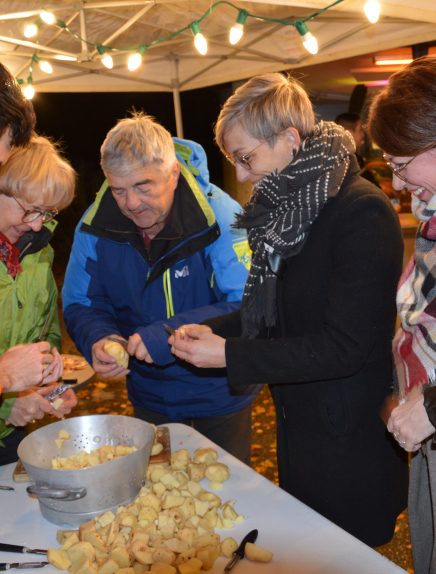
[127,333,153,364]
[6,385,78,426]
[92,336,130,378]
[0,342,56,391]
[387,386,435,452]
[169,324,226,368]
[42,347,64,385]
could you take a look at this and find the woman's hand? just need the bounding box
[387,387,435,452]
[6,386,78,426]
[127,333,153,364]
[92,336,130,378]
[169,324,226,368]
[0,342,55,391]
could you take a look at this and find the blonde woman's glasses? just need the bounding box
[225,140,268,171]
[12,195,58,224]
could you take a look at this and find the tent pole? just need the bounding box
[171,55,184,138]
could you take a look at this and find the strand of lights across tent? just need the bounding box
[17,0,382,99]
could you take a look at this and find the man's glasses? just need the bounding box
[225,140,268,172]
[383,153,415,183]
[12,195,58,224]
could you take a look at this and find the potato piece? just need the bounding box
[53,397,65,410]
[48,548,72,570]
[193,448,217,465]
[59,429,70,440]
[70,559,97,574]
[204,463,229,484]
[130,541,154,565]
[187,463,205,483]
[132,562,149,574]
[152,548,175,565]
[116,569,135,574]
[151,442,164,456]
[62,533,80,551]
[81,530,107,552]
[245,542,273,563]
[177,557,203,574]
[170,449,190,470]
[67,542,96,565]
[55,438,65,449]
[97,559,119,574]
[110,546,130,568]
[196,545,219,571]
[57,530,79,545]
[150,564,176,574]
[96,511,115,528]
[103,340,129,369]
[220,537,238,558]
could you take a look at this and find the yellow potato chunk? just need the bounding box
[220,537,238,558]
[150,563,176,574]
[48,548,72,570]
[103,340,129,369]
[244,541,273,563]
[177,557,203,574]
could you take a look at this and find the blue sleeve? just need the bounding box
[140,188,251,366]
[62,223,122,363]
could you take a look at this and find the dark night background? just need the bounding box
[32,84,231,268]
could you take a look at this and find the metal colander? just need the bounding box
[18,414,155,527]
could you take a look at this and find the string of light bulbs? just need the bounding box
[17,0,382,99]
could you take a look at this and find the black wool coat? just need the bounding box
[211,170,408,547]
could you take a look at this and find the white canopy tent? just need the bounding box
[1,0,435,136]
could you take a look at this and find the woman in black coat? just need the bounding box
[170,72,408,547]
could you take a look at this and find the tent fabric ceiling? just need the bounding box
[0,0,435,94]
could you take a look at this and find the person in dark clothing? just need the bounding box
[170,72,408,547]
[335,112,379,186]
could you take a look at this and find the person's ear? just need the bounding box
[284,127,301,149]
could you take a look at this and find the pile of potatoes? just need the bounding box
[48,448,247,574]
[52,445,138,470]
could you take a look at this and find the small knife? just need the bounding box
[0,545,46,556]
[0,563,48,571]
[33,307,55,343]
[163,324,176,336]
[224,529,258,572]
[106,335,129,349]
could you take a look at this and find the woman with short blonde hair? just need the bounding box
[0,135,77,466]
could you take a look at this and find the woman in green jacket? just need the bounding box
[0,135,77,465]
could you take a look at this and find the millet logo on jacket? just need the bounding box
[175,265,190,278]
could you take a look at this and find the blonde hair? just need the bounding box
[215,73,315,154]
[101,111,177,176]
[0,135,75,209]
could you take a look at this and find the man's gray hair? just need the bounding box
[100,111,177,176]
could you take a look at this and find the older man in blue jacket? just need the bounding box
[62,112,253,462]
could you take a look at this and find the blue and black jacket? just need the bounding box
[62,138,254,419]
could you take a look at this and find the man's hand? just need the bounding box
[0,342,56,392]
[387,386,435,452]
[169,324,226,368]
[92,336,130,378]
[127,333,153,364]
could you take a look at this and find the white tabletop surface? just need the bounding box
[0,422,407,574]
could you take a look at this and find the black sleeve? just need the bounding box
[203,310,242,338]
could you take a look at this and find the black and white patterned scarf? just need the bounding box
[235,121,355,338]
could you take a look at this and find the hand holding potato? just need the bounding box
[169,325,226,368]
[92,336,130,378]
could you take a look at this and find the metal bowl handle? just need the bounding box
[27,484,87,501]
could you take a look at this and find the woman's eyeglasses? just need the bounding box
[382,153,415,183]
[12,195,58,224]
[225,140,268,172]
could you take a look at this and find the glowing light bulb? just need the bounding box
[128,52,142,72]
[23,83,35,99]
[40,10,56,25]
[101,54,114,69]
[191,22,208,56]
[39,59,53,74]
[295,21,318,55]
[229,10,248,46]
[23,23,38,38]
[364,0,381,24]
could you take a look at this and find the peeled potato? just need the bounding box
[103,340,129,369]
[244,542,273,563]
